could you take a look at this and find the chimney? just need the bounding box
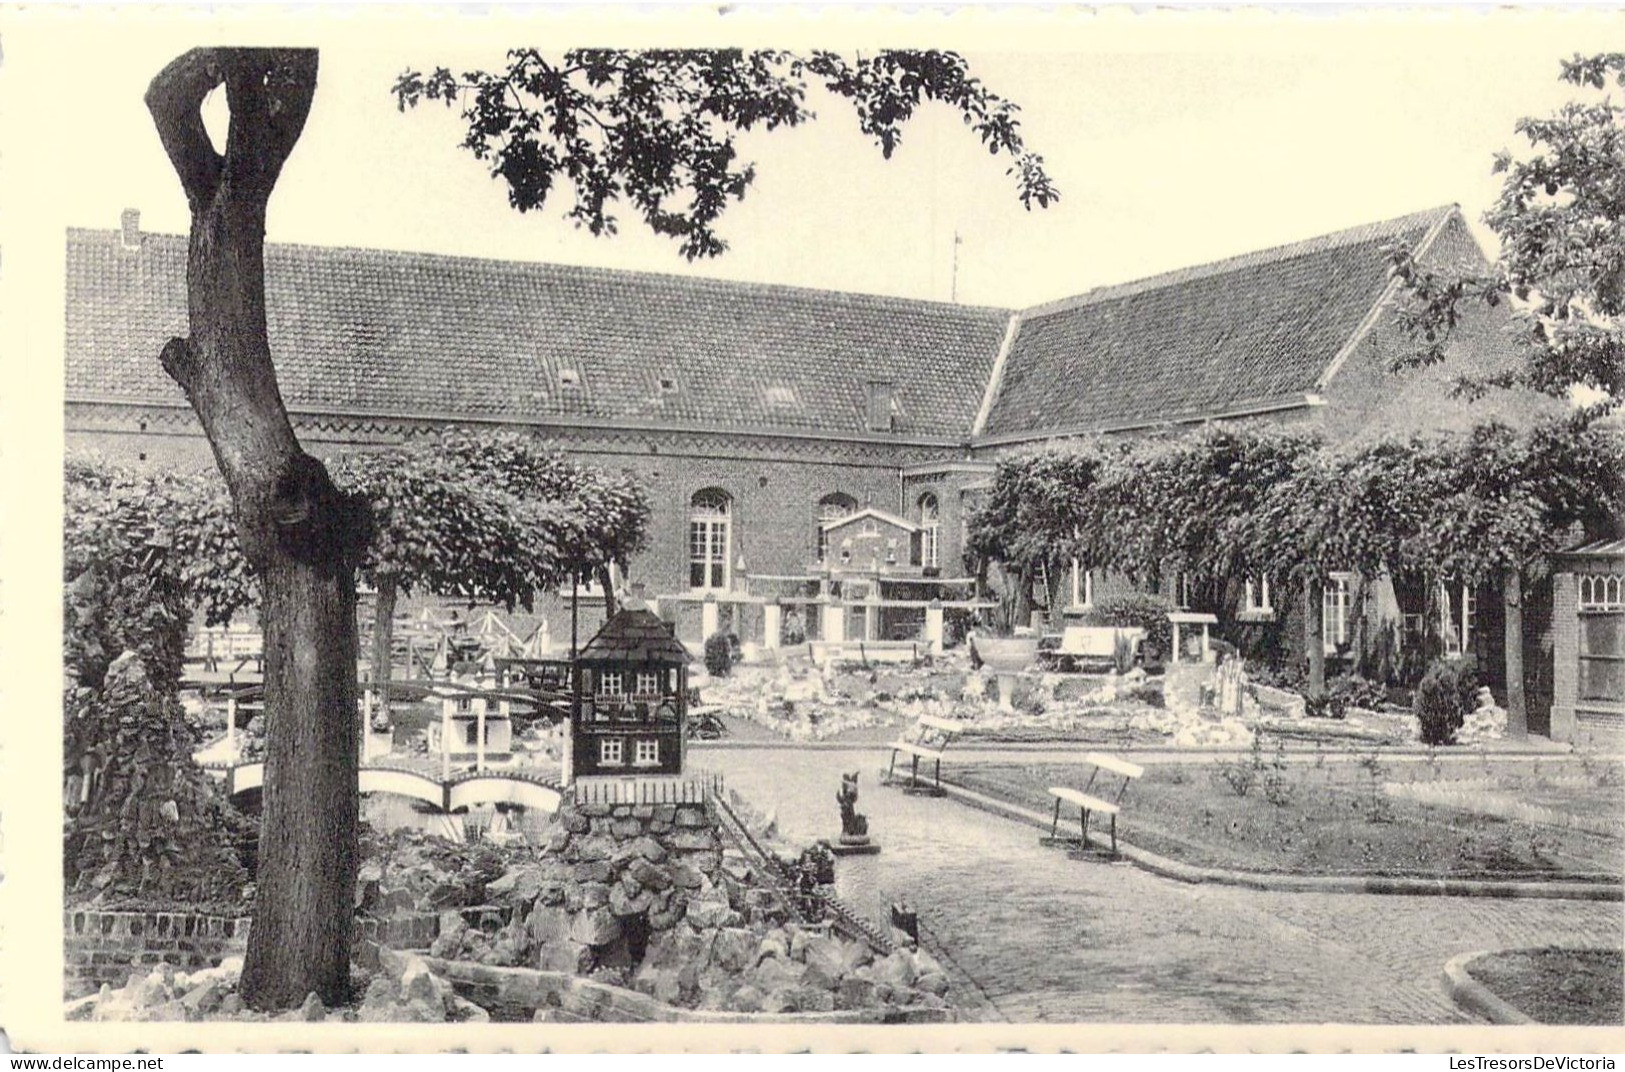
[866,380,897,433]
[119,209,141,250]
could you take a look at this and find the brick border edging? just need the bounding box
[1441,951,1536,1025]
[909,771,1624,902]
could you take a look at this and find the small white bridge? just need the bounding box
[201,761,562,814]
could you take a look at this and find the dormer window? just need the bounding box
[764,384,798,409]
[558,368,582,388]
[866,381,898,432]
[657,376,678,394]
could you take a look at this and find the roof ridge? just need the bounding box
[1018,204,1459,321]
[65,226,1012,319]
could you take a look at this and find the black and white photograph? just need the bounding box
[2,3,1623,1055]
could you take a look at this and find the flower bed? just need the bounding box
[946,757,1624,881]
[1466,947,1623,1025]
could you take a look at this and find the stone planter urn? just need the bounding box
[972,635,1039,712]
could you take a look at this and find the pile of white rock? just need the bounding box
[1456,686,1509,745]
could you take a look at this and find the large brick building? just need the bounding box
[65,204,1554,678]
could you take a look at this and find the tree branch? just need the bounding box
[223,49,319,196]
[144,49,227,208]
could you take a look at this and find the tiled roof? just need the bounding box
[979,206,1459,440]
[64,229,1010,440]
[578,608,690,663]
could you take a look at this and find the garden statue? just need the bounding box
[838,771,868,838]
[831,770,881,855]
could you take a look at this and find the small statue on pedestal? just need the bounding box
[831,770,881,855]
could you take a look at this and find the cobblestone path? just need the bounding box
[696,748,1623,1024]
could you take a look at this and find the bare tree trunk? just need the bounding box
[147,48,367,1011]
[596,563,619,619]
[371,575,398,734]
[1503,568,1528,738]
[1305,578,1326,693]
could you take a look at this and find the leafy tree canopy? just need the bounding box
[395,48,1058,260]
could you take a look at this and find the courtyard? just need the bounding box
[693,741,1623,1025]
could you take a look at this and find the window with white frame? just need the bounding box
[1324,573,1353,649]
[917,493,940,569]
[816,493,857,563]
[634,739,660,767]
[1459,584,1477,651]
[598,738,623,766]
[1244,576,1273,614]
[635,671,660,697]
[689,489,732,590]
[597,670,623,696]
[1579,574,1623,610]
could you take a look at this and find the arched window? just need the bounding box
[689,489,732,591]
[816,493,858,563]
[917,492,940,570]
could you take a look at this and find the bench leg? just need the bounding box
[910,754,920,790]
[934,756,941,791]
[1110,814,1117,857]
[887,749,897,784]
[1080,808,1089,849]
[1050,796,1062,839]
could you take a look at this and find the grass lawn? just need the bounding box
[1469,948,1624,1025]
[946,758,1624,881]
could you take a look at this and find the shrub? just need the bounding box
[1082,593,1173,662]
[1125,683,1164,708]
[1328,672,1387,712]
[1414,659,1471,745]
[779,608,807,647]
[703,631,737,678]
[1248,661,1307,692]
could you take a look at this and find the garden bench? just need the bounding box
[1037,626,1142,673]
[884,713,964,796]
[1046,751,1144,856]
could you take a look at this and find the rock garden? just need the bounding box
[68,787,954,1023]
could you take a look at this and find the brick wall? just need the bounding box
[64,908,455,1000]
[66,408,960,607]
[64,909,251,999]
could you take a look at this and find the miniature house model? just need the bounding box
[568,608,689,783]
[427,674,514,771]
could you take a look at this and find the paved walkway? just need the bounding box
[695,747,1623,1024]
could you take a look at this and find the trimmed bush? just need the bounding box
[703,631,737,678]
[1415,659,1471,745]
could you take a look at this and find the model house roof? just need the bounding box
[64,205,1465,444]
[64,227,1009,441]
[978,206,1458,440]
[820,506,918,532]
[578,608,690,664]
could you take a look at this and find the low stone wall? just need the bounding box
[427,958,951,1024]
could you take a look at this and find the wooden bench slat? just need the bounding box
[1047,787,1120,815]
[890,742,947,761]
[1082,752,1144,779]
[913,715,965,734]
